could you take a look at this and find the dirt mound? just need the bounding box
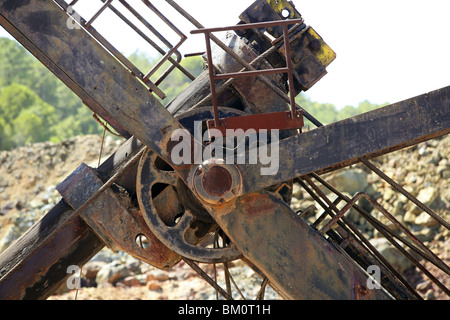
[0,135,120,214]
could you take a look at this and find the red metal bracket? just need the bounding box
[206,109,303,136]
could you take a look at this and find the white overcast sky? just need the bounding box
[1,0,449,109]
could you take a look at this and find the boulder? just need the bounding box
[416,187,440,208]
[326,168,368,196]
[95,261,132,286]
[82,261,107,280]
[147,281,163,291]
[116,275,141,287]
[146,269,170,282]
[414,212,439,227]
[369,238,414,274]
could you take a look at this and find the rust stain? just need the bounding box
[240,193,276,217]
[160,125,172,135]
[354,280,368,300]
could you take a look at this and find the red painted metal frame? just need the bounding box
[207,110,303,136]
[191,19,304,131]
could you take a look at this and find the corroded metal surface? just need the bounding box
[57,163,181,270]
[203,189,392,299]
[137,148,243,264]
[0,201,104,300]
[236,85,450,195]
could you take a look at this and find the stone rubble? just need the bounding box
[0,134,448,300]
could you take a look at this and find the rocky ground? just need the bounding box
[0,133,448,300]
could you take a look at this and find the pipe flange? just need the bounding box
[192,158,242,205]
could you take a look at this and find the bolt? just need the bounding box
[309,39,321,51]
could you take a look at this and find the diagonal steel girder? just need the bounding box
[238,85,450,194]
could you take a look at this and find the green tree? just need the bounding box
[355,100,387,114]
[12,109,45,145]
[0,38,69,113]
[0,117,13,150]
[296,94,387,129]
[0,37,102,148]
[335,100,387,121]
[0,83,57,149]
[27,62,61,109]
[158,56,204,104]
[0,38,35,88]
[0,83,40,123]
[337,105,358,120]
[128,49,155,71]
[297,94,338,126]
[0,39,205,150]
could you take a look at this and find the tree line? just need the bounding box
[0,37,386,150]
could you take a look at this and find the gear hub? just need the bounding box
[192,158,242,205]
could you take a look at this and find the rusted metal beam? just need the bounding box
[204,189,393,299]
[0,201,104,300]
[0,136,143,299]
[237,85,450,194]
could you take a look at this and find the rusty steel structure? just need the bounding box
[0,0,449,300]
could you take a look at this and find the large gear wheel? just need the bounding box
[136,107,294,263]
[137,107,245,263]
